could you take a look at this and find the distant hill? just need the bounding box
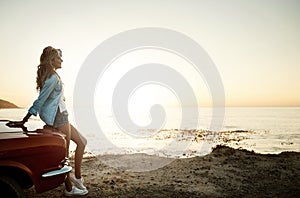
[0,99,19,108]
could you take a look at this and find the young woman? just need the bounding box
[21,46,88,196]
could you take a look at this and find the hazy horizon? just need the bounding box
[1,98,300,109]
[1,0,300,108]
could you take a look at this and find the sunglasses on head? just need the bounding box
[57,49,62,57]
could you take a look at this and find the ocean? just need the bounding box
[1,107,299,158]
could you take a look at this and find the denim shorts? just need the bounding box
[53,109,69,128]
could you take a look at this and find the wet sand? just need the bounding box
[24,145,300,197]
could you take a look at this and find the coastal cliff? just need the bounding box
[0,99,18,108]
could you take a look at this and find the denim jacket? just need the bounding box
[28,74,63,126]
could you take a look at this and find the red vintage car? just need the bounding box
[0,120,71,197]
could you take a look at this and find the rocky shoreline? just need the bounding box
[24,145,300,197]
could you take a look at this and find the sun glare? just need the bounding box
[94,48,211,115]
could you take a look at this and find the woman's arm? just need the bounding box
[22,112,32,123]
[28,74,59,116]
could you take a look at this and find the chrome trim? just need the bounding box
[42,165,72,178]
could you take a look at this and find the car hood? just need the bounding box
[0,122,66,152]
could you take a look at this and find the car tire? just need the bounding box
[0,175,24,198]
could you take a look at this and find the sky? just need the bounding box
[1,0,300,108]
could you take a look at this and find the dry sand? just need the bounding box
[24,145,300,197]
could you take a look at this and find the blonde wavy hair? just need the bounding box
[36,46,61,91]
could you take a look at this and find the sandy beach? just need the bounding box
[24,145,300,198]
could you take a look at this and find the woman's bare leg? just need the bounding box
[57,123,71,157]
[65,174,72,191]
[57,123,72,191]
[70,124,87,178]
[57,123,87,179]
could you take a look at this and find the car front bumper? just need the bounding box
[42,165,72,178]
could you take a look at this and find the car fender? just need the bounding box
[0,160,33,177]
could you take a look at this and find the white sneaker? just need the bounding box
[65,186,88,196]
[71,175,87,190]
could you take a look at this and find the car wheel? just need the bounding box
[0,175,24,198]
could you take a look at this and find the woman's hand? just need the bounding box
[6,112,32,129]
[6,121,25,127]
